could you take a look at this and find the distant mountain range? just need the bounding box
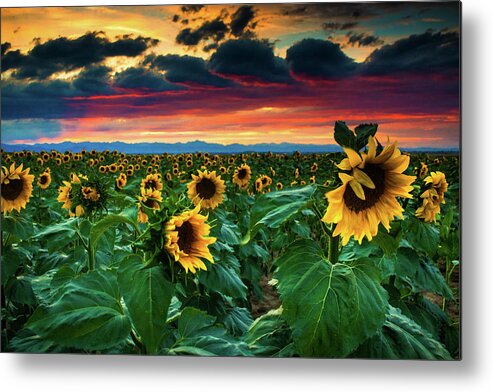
[1,140,459,154]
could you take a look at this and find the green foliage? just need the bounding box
[118,254,174,354]
[167,307,252,356]
[244,308,295,357]
[352,306,452,360]
[244,185,315,242]
[274,239,388,357]
[27,269,131,351]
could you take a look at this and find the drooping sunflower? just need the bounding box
[415,171,448,223]
[232,163,252,188]
[115,173,127,190]
[1,163,35,214]
[322,136,416,245]
[418,162,428,179]
[164,205,216,273]
[137,188,162,223]
[415,188,441,223]
[37,170,52,190]
[187,170,225,209]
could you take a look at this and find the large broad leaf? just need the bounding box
[404,217,440,256]
[198,252,248,300]
[33,219,78,252]
[27,269,130,351]
[334,120,356,149]
[413,258,454,299]
[243,186,315,243]
[274,239,388,357]
[118,254,174,354]
[90,214,138,252]
[244,308,295,357]
[168,307,252,357]
[352,306,452,360]
[221,307,253,337]
[354,123,378,150]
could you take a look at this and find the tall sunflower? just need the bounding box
[232,163,251,189]
[187,170,225,209]
[164,205,216,273]
[1,163,35,213]
[322,136,415,245]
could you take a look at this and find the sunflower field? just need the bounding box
[0,122,460,359]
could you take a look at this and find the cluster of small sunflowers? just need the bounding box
[57,173,107,217]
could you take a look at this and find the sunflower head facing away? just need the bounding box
[232,163,252,189]
[164,205,216,273]
[187,170,225,209]
[322,136,416,245]
[37,170,52,190]
[1,163,35,214]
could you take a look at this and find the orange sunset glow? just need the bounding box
[1,3,460,149]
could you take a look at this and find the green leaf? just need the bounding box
[90,214,138,250]
[414,258,453,299]
[404,217,440,256]
[118,254,174,354]
[334,120,356,149]
[221,307,253,337]
[27,269,130,351]
[244,308,295,357]
[169,307,252,356]
[244,186,315,242]
[352,306,452,360]
[1,245,31,285]
[274,239,388,357]
[33,219,77,252]
[355,123,378,150]
[198,261,248,300]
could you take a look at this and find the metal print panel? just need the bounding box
[0,1,461,359]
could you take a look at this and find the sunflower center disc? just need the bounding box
[196,178,216,199]
[177,221,195,254]
[146,180,157,189]
[2,179,24,201]
[143,198,157,209]
[237,169,247,180]
[40,176,48,184]
[343,164,386,212]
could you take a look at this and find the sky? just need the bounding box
[1,2,460,148]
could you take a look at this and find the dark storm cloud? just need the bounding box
[281,3,405,19]
[113,67,183,92]
[322,22,358,32]
[1,42,11,55]
[1,32,159,80]
[176,18,229,46]
[230,5,256,37]
[345,32,384,47]
[286,38,358,79]
[181,5,204,14]
[145,54,232,87]
[72,65,114,94]
[363,31,459,75]
[208,39,292,84]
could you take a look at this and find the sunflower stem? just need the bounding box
[328,233,340,264]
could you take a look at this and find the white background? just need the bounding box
[1,0,491,391]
